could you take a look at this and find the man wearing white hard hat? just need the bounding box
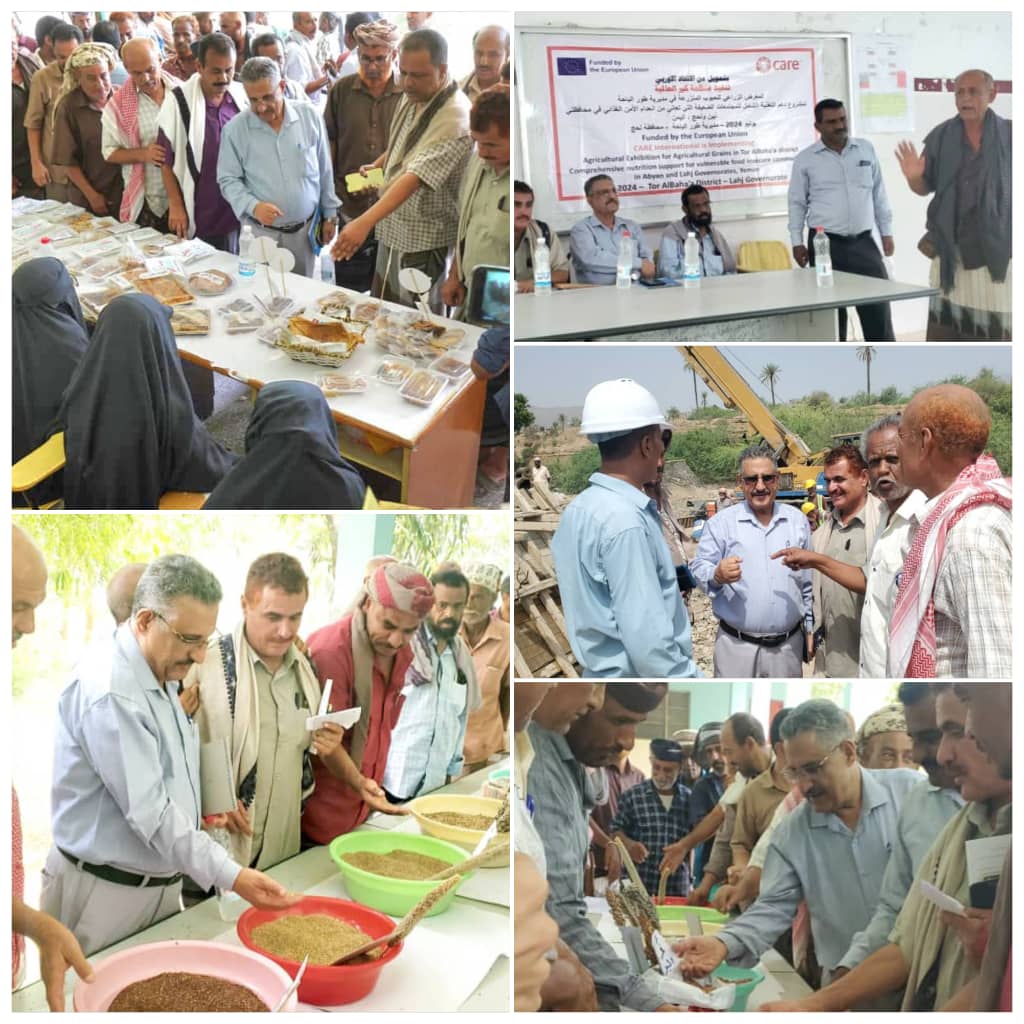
[551,379,699,678]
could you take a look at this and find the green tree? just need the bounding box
[514,393,534,432]
[759,363,781,405]
[856,346,877,400]
[701,391,708,408]
[877,385,901,405]
[557,413,566,436]
[690,366,699,410]
[667,406,681,420]
[391,516,471,573]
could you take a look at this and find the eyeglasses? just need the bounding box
[782,743,842,784]
[742,473,778,485]
[152,610,219,648]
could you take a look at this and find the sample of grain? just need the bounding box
[424,811,494,831]
[251,914,375,966]
[108,972,268,1012]
[342,849,452,880]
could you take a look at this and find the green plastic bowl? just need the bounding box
[712,964,765,1012]
[488,767,510,783]
[328,831,472,917]
[657,905,730,927]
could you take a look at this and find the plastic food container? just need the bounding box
[712,964,765,1012]
[429,355,471,380]
[328,830,470,916]
[317,373,369,396]
[238,896,401,1007]
[375,358,414,386]
[398,369,445,407]
[407,794,505,861]
[73,939,297,1012]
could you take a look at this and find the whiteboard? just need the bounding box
[516,28,853,232]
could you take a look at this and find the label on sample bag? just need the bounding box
[651,929,680,976]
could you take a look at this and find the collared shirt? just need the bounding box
[788,136,893,244]
[569,213,652,284]
[551,472,698,678]
[610,778,692,896]
[23,60,68,184]
[324,72,402,219]
[162,54,198,81]
[717,766,923,973]
[382,635,470,800]
[51,89,125,213]
[284,29,327,108]
[50,624,240,893]
[592,757,647,872]
[514,220,570,282]
[460,70,485,103]
[688,771,727,876]
[101,86,170,216]
[513,728,546,873]
[217,100,339,226]
[731,763,789,859]
[692,500,813,634]
[248,644,312,870]
[301,612,413,844]
[816,504,871,678]
[461,615,510,766]
[859,489,928,678]
[527,722,664,1012]
[659,222,727,278]
[839,779,964,969]
[457,153,510,283]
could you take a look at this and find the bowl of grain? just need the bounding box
[238,895,401,1006]
[406,794,508,865]
[329,830,472,917]
[73,939,298,1012]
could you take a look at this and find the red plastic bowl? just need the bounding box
[237,896,402,1006]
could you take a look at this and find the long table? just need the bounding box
[514,269,938,341]
[11,761,510,1013]
[12,200,486,507]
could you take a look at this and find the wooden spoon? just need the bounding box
[328,875,460,966]
[425,833,511,881]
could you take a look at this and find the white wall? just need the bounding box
[515,12,1012,339]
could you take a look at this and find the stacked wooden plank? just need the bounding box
[513,481,578,678]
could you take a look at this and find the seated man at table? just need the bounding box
[658,184,737,279]
[514,180,569,292]
[569,174,655,284]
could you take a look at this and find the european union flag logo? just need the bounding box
[557,57,587,76]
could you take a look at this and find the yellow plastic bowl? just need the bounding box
[407,794,508,866]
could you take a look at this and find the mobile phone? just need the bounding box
[468,265,510,326]
[638,276,678,288]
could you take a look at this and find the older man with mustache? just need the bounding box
[569,173,655,284]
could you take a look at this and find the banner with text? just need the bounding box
[545,37,823,210]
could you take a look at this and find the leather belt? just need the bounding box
[59,848,183,889]
[248,215,310,234]
[719,619,803,648]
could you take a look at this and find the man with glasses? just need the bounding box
[569,174,655,285]
[41,555,298,956]
[693,445,813,678]
[675,698,921,988]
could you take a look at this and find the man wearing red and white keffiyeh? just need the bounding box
[888,384,1011,678]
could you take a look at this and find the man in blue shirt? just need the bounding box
[692,445,813,678]
[551,378,699,678]
[218,55,339,276]
[569,174,655,284]
[788,98,896,341]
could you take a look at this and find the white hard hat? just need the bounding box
[580,378,670,441]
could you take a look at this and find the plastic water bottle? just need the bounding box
[616,231,633,289]
[36,236,55,260]
[533,235,552,295]
[683,231,701,289]
[238,224,256,277]
[813,226,833,287]
[319,246,335,284]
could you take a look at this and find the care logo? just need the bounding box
[755,56,772,74]
[756,55,801,72]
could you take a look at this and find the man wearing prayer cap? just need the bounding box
[856,704,914,770]
[609,737,693,897]
[301,562,435,844]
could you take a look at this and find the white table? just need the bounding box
[11,763,509,1013]
[514,270,938,341]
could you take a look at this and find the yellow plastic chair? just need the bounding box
[12,433,66,508]
[362,486,421,510]
[736,241,792,273]
[158,491,208,510]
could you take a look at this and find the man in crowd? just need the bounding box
[251,32,307,102]
[856,703,914,769]
[460,563,510,773]
[162,15,198,81]
[659,184,737,278]
[24,21,83,202]
[681,722,729,883]
[717,485,736,509]
[13,34,45,200]
[323,18,401,291]
[382,566,479,801]
[692,445,813,677]
[101,37,177,229]
[12,526,94,1012]
[301,563,434,845]
[189,554,342,872]
[52,42,123,216]
[514,180,570,291]
[460,25,509,101]
[106,563,148,626]
[530,455,551,487]
[677,699,922,987]
[332,28,472,312]
[788,98,896,341]
[895,70,1011,340]
[108,12,136,44]
[217,12,252,81]
[610,738,693,897]
[335,13,378,79]
[194,13,219,37]
[441,84,510,321]
[890,384,1011,676]
[590,744,645,882]
[218,57,339,278]
[570,174,655,284]
[90,21,127,85]
[285,11,332,108]
[41,556,298,955]
[69,13,94,41]
[158,32,247,251]
[552,377,698,678]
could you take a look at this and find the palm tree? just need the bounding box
[701,391,709,409]
[857,346,877,400]
[690,367,699,410]
[557,412,566,435]
[759,363,781,406]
